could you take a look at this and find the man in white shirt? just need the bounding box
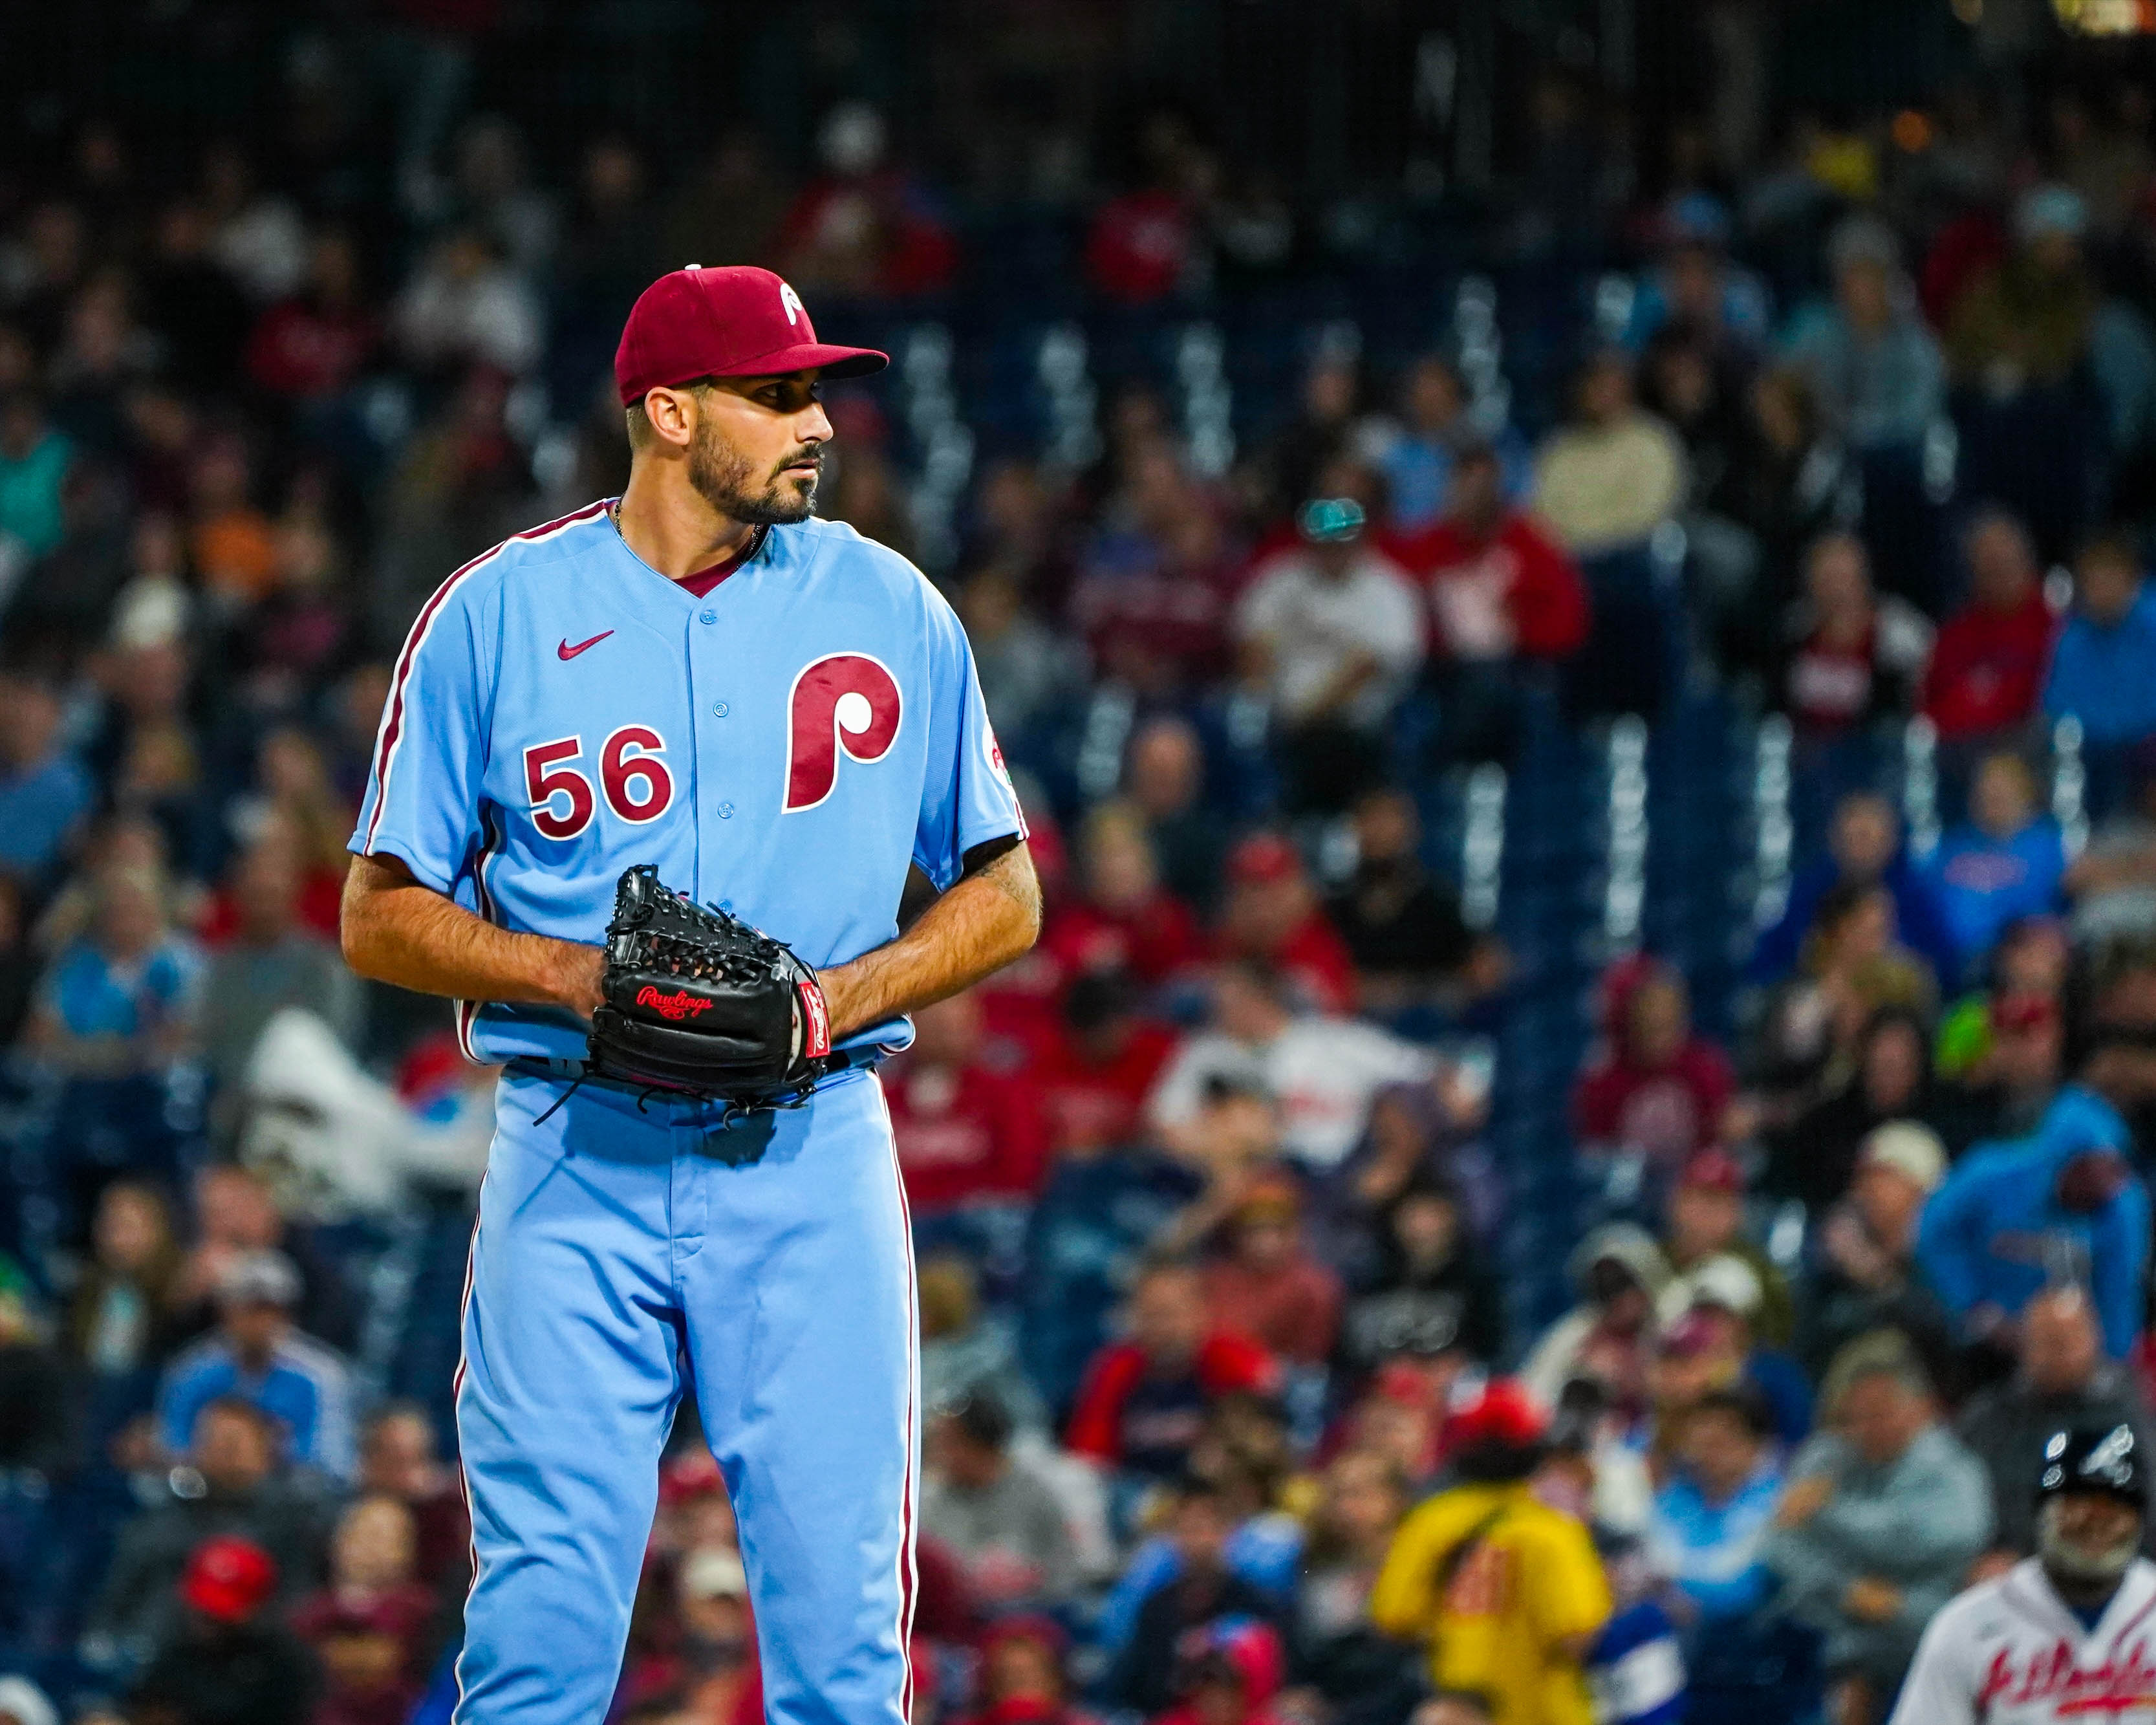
[1147,959,1435,1169]
[1234,488,1424,813]
[1893,1424,2156,1724]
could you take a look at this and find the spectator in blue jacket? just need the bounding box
[2046,534,2156,746]
[0,672,92,884]
[156,1249,356,1482]
[1750,790,1957,986]
[1916,1083,2148,1358]
[2045,533,2156,816]
[1923,753,2067,985]
[1647,1386,1784,1623]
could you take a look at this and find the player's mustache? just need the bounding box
[775,448,824,478]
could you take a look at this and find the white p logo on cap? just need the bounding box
[780,281,804,326]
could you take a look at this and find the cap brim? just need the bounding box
[709,342,890,380]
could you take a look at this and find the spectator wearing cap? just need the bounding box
[1767,1336,1993,1719]
[1785,216,1946,457]
[922,1390,1078,1610]
[90,1397,334,1664]
[1388,435,1588,768]
[0,1676,55,1725]
[1957,1283,2156,1565]
[1661,1149,1794,1348]
[1921,512,2056,762]
[1211,836,1361,1015]
[1923,753,2067,986]
[125,1534,317,1725]
[156,1248,357,1481]
[1371,1380,1612,1725]
[1233,479,1425,814]
[1652,1270,1809,1452]
[1336,1177,1505,1387]
[1148,1617,1291,1725]
[1199,1175,1344,1368]
[1522,1224,1672,1433]
[1945,186,2098,403]
[1149,959,1436,1173]
[2045,532,2156,810]
[1064,1261,1278,1483]
[1571,960,1740,1189]
[1918,1086,2149,1360]
[1106,1475,1285,1716]
[1933,973,2065,1155]
[1796,1123,1956,1387]
[290,1495,442,1725]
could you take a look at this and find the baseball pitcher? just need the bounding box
[340,265,1041,1723]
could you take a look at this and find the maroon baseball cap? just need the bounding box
[614,265,889,406]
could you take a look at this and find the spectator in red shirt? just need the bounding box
[771,103,956,300]
[885,990,1048,1214]
[1085,113,1213,305]
[1922,509,2056,750]
[1571,958,1738,1182]
[1066,1261,1278,1478]
[244,230,378,404]
[1392,437,1589,768]
[1213,833,1357,1014]
[1200,1175,1344,1367]
[289,1495,441,1725]
[1399,437,1590,666]
[1035,972,1181,1155]
[1041,803,1206,990]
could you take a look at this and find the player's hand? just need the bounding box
[1776,1474,1835,1528]
[1842,1577,1903,1623]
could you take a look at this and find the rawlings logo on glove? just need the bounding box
[587,866,834,1109]
[635,985,713,1022]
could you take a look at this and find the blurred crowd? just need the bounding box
[15,6,2156,1725]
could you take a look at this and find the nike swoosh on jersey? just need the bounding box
[557,631,615,660]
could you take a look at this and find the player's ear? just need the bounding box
[638,385,700,453]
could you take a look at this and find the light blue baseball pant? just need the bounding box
[452,1065,918,1724]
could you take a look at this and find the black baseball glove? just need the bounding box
[587,865,833,1107]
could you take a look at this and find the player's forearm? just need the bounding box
[341,854,605,1017]
[818,840,1041,1039]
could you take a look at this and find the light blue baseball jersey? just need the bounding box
[349,498,1026,1060]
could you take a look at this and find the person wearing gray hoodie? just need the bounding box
[1767,1334,1993,1722]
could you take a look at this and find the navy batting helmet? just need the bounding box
[2037,1424,2148,1507]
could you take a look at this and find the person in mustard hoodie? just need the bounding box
[1369,1378,1613,1725]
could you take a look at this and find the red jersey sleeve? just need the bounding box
[1509,521,1591,659]
[1064,1344,1145,1461]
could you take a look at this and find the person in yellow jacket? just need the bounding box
[1370,1379,1613,1725]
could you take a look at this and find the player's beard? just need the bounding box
[689,418,819,525]
[2038,1498,2140,1589]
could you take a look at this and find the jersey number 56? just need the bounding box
[524,728,673,838]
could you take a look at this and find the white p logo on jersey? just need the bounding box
[780,281,804,327]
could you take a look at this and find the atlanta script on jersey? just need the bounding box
[1890,1556,2156,1724]
[350,501,1026,1062]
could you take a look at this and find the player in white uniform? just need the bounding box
[1892,1424,2156,1723]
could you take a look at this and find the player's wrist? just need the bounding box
[552,942,607,1019]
